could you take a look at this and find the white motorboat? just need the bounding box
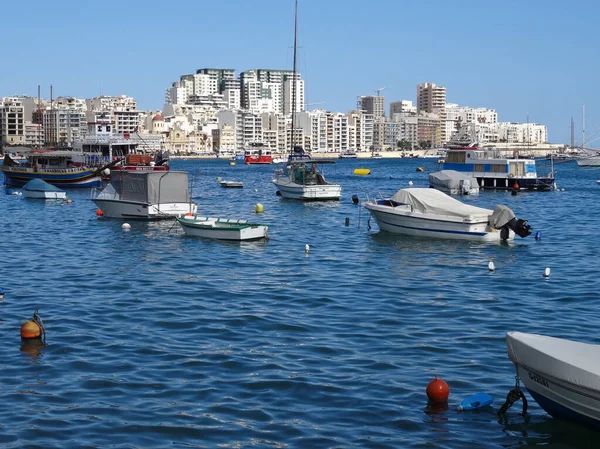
[429,170,480,195]
[177,216,268,241]
[273,160,341,201]
[22,179,67,200]
[220,180,243,188]
[362,188,531,242]
[92,171,196,219]
[506,331,600,428]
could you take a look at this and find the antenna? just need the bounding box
[375,87,385,96]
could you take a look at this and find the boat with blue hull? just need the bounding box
[506,331,600,429]
[443,144,554,190]
[1,151,104,188]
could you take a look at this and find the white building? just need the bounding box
[284,77,305,115]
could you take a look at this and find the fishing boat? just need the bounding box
[362,188,532,242]
[442,143,554,190]
[92,171,196,219]
[22,179,66,200]
[1,151,104,188]
[271,0,342,201]
[273,160,341,200]
[506,331,600,429]
[177,215,268,241]
[429,170,480,195]
[244,142,272,165]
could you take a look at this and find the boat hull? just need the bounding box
[363,203,511,242]
[1,167,102,188]
[576,157,600,167]
[177,216,268,241]
[273,179,341,201]
[506,332,600,429]
[93,199,197,219]
[23,190,66,200]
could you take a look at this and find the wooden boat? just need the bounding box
[1,151,104,188]
[363,188,532,242]
[177,215,268,241]
[92,171,196,219]
[22,179,67,199]
[506,331,600,429]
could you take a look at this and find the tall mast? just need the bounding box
[290,0,298,151]
[50,84,54,148]
[570,116,574,149]
[582,105,585,151]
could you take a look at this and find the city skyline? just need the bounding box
[2,0,598,145]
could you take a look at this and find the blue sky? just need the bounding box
[2,0,598,145]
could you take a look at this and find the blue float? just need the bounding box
[457,392,493,411]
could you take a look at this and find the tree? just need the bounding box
[396,139,412,150]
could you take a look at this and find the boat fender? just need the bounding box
[544,267,550,278]
[458,393,493,411]
[96,209,104,216]
[122,223,131,230]
[426,375,449,404]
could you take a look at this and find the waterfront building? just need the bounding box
[417,82,447,145]
[358,95,385,119]
[417,112,440,149]
[212,123,236,155]
[0,97,25,146]
[347,110,374,153]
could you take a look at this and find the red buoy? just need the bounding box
[96,209,104,216]
[426,375,449,404]
[21,321,41,340]
[513,181,520,190]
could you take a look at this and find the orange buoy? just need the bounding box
[21,320,41,340]
[96,209,104,216]
[426,375,449,404]
[185,212,193,217]
[513,181,520,190]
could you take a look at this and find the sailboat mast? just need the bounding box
[570,116,574,149]
[290,0,298,151]
[50,84,54,148]
[582,105,585,151]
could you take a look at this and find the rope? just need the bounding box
[498,376,528,416]
[32,309,46,345]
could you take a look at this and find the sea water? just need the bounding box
[0,157,598,448]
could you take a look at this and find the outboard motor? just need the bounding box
[460,179,472,195]
[489,205,532,240]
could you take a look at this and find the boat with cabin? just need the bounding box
[244,142,272,165]
[442,143,554,190]
[362,188,532,242]
[92,171,196,219]
[339,150,358,159]
[429,170,480,195]
[1,150,104,188]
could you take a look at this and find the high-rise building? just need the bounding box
[195,68,237,93]
[0,97,25,145]
[417,82,447,145]
[241,69,304,114]
[358,96,385,118]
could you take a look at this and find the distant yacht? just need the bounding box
[339,150,358,159]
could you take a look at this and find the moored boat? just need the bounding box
[363,188,531,242]
[1,151,104,188]
[429,170,480,195]
[443,143,554,190]
[244,142,272,165]
[506,331,600,429]
[273,160,341,201]
[92,170,196,219]
[22,179,67,200]
[177,215,268,241]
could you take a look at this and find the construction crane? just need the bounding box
[375,87,385,96]
[305,101,325,109]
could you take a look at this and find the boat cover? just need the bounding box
[507,331,600,392]
[390,188,492,220]
[23,179,65,192]
[429,170,479,190]
[107,171,191,203]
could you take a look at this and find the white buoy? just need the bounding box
[544,267,551,278]
[122,223,131,230]
[408,181,414,186]
[488,261,495,272]
[305,244,310,254]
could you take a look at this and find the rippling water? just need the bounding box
[1,157,599,448]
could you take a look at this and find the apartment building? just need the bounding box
[417,82,447,145]
[0,97,25,145]
[358,95,385,118]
